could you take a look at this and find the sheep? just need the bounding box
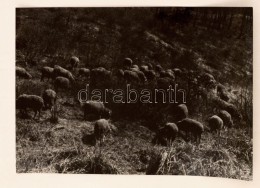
[134,70,147,83]
[16,66,32,79]
[212,97,241,121]
[114,69,125,80]
[94,119,116,144]
[90,67,112,85]
[207,115,223,136]
[54,76,70,91]
[130,67,140,72]
[218,110,233,128]
[199,72,216,89]
[53,65,75,82]
[155,64,163,72]
[216,83,229,102]
[146,63,153,70]
[143,70,157,81]
[167,104,188,122]
[157,77,174,90]
[42,89,57,110]
[81,100,112,120]
[132,64,139,70]
[124,70,140,84]
[41,66,54,81]
[16,94,44,119]
[173,68,182,77]
[124,57,133,68]
[78,68,90,78]
[176,118,204,144]
[70,56,80,70]
[140,65,149,72]
[152,122,178,146]
[160,69,175,80]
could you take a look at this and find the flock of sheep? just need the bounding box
[16,55,241,145]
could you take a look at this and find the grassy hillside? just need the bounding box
[16,8,252,179]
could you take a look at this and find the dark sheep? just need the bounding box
[132,64,139,70]
[160,69,175,80]
[41,66,54,81]
[42,89,57,109]
[208,115,223,136]
[216,83,229,102]
[78,68,90,78]
[177,118,204,144]
[134,70,147,83]
[124,58,133,68]
[157,77,174,90]
[94,119,117,144]
[140,65,149,72]
[199,72,216,89]
[172,104,188,122]
[70,56,80,70]
[212,97,241,121]
[53,65,75,82]
[152,122,179,146]
[16,94,44,119]
[124,70,140,84]
[155,64,163,72]
[143,70,157,81]
[146,63,153,70]
[173,68,182,77]
[218,110,234,128]
[114,69,125,80]
[16,66,32,79]
[90,67,112,85]
[81,101,112,120]
[54,76,70,91]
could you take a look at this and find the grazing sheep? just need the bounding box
[199,72,216,89]
[157,77,174,90]
[70,56,80,70]
[130,67,140,72]
[155,64,163,72]
[42,89,57,109]
[114,69,125,80]
[216,83,229,102]
[78,68,90,78]
[218,110,233,128]
[132,64,139,70]
[90,67,112,85]
[152,122,178,146]
[54,76,70,91]
[16,94,44,119]
[140,65,149,72]
[143,70,157,81]
[168,104,188,122]
[146,63,153,70]
[16,66,32,79]
[212,97,241,120]
[160,69,175,80]
[208,115,223,136]
[177,118,204,144]
[134,70,147,83]
[53,65,75,82]
[41,66,54,81]
[124,58,133,68]
[81,101,112,120]
[94,119,116,144]
[124,70,140,84]
[173,68,182,77]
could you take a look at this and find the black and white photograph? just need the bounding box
[15,7,253,179]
